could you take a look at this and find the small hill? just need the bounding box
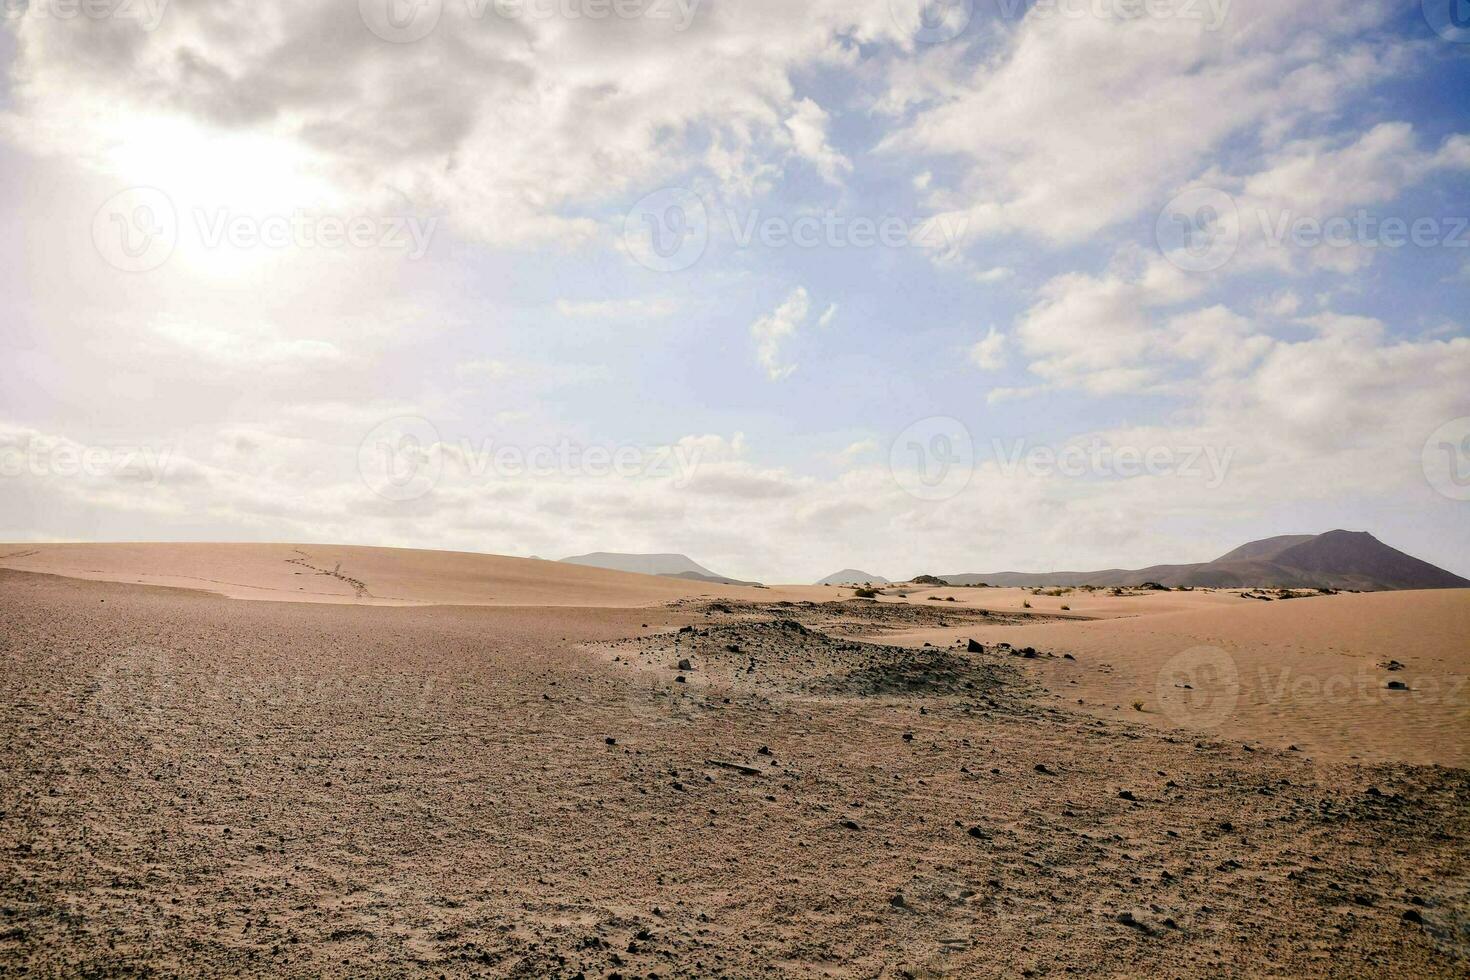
[937,531,1468,592]
[815,569,891,586]
[559,552,760,586]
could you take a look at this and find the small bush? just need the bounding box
[1131,700,1144,712]
[854,587,878,599]
[1022,600,1032,609]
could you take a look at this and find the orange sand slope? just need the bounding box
[0,542,764,607]
[860,588,1470,767]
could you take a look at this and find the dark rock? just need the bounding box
[1115,911,1153,934]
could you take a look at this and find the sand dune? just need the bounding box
[0,542,761,607]
[858,587,1470,767]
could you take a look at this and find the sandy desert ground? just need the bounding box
[1,544,1467,977]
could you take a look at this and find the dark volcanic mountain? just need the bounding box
[936,530,1469,592]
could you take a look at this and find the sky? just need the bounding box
[1,0,1468,583]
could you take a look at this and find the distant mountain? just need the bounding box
[559,552,760,587]
[936,531,1469,592]
[1212,534,1316,563]
[815,569,891,586]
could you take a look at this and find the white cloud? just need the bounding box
[888,1,1405,248]
[3,0,902,249]
[751,286,816,381]
[784,98,852,186]
[1237,123,1470,217]
[1011,252,1206,394]
[969,327,1007,371]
